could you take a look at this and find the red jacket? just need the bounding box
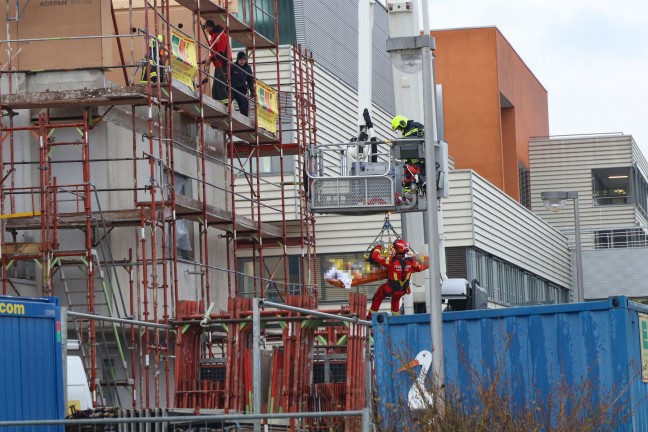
[371,247,425,292]
[208,29,230,68]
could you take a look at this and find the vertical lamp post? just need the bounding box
[541,191,584,302]
[386,18,445,397]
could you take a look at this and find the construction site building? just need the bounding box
[0,1,371,427]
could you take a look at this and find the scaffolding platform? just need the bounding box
[0,86,151,110]
[232,142,300,156]
[1,82,279,144]
[175,195,282,238]
[165,81,279,144]
[4,208,171,231]
[174,0,275,48]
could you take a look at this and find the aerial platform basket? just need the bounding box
[311,176,395,215]
[307,139,428,215]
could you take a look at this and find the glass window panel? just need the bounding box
[592,167,631,206]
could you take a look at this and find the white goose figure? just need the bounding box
[398,350,434,410]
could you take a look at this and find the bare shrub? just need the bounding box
[374,332,639,432]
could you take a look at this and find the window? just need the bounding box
[173,174,194,260]
[313,358,347,384]
[518,163,531,210]
[592,167,631,206]
[200,364,226,382]
[237,156,295,176]
[318,252,383,303]
[630,166,648,216]
[238,255,302,300]
[466,248,568,306]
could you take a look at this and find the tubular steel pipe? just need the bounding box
[128,248,136,408]
[110,1,130,85]
[260,300,372,326]
[252,299,261,432]
[151,0,165,408]
[307,50,318,292]
[0,34,137,44]
[177,306,356,322]
[67,311,173,330]
[0,411,368,427]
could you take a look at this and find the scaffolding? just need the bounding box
[0,1,369,430]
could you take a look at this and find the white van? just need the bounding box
[66,354,93,413]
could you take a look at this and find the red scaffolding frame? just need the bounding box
[0,1,369,429]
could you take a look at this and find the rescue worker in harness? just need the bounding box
[392,115,426,194]
[367,239,425,319]
[140,35,166,84]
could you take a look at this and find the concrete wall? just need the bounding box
[0,0,113,70]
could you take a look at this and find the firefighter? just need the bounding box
[391,115,424,138]
[367,239,425,319]
[392,115,426,193]
[140,35,166,84]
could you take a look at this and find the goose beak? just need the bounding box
[397,359,420,372]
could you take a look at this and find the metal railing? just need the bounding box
[0,410,371,432]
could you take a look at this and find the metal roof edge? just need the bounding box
[374,296,630,325]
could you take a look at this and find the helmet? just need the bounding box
[391,115,408,132]
[393,239,409,254]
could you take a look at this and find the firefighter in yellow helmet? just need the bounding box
[140,34,166,84]
[392,115,426,193]
[391,115,424,138]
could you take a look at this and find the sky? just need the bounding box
[424,0,648,155]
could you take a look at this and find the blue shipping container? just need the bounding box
[0,295,64,432]
[374,297,648,431]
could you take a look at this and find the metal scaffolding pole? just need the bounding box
[260,300,372,326]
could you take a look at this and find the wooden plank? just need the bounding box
[232,143,299,157]
[1,242,48,255]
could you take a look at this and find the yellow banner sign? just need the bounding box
[170,29,198,90]
[255,80,278,134]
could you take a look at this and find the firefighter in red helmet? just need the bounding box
[367,239,425,319]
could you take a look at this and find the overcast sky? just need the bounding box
[426,0,648,155]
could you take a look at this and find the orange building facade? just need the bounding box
[432,27,549,206]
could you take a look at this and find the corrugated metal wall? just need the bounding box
[0,296,64,430]
[373,298,648,431]
[529,135,638,248]
[294,0,395,114]
[632,140,648,227]
[444,170,572,288]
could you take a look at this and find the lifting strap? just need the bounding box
[364,214,402,261]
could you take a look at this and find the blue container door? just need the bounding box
[0,297,63,432]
